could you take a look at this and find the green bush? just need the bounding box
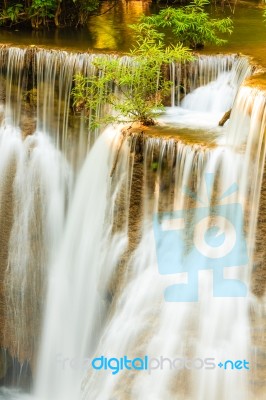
[72,1,234,128]
[142,0,233,49]
[72,24,193,127]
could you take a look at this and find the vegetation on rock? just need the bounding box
[72,23,193,127]
[72,0,233,127]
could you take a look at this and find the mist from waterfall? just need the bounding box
[0,48,265,400]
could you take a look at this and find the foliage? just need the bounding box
[69,0,100,26]
[4,3,23,23]
[72,24,193,127]
[30,0,57,18]
[0,0,233,34]
[73,0,99,12]
[72,0,233,127]
[0,0,100,27]
[141,0,233,49]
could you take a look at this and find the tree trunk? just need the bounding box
[54,0,62,27]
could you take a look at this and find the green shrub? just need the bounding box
[142,0,233,49]
[72,24,193,127]
[72,0,233,127]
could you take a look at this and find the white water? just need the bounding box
[80,61,264,399]
[80,143,260,400]
[0,51,265,400]
[34,126,132,400]
[0,123,72,364]
[161,56,251,130]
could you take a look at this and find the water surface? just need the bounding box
[0,1,265,67]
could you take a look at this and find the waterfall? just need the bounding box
[0,125,72,382]
[81,116,266,399]
[162,56,251,129]
[170,54,250,106]
[0,47,265,400]
[0,48,27,128]
[34,126,133,400]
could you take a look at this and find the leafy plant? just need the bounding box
[141,0,233,49]
[30,0,57,18]
[72,0,99,25]
[72,24,193,127]
[73,0,99,13]
[0,0,100,27]
[1,3,23,24]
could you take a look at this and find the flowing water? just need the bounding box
[0,47,265,400]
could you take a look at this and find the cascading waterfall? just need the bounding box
[0,46,265,400]
[164,56,251,129]
[170,54,250,107]
[81,112,266,400]
[34,126,134,400]
[2,130,72,363]
[0,48,27,127]
[0,128,72,381]
[0,47,73,387]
